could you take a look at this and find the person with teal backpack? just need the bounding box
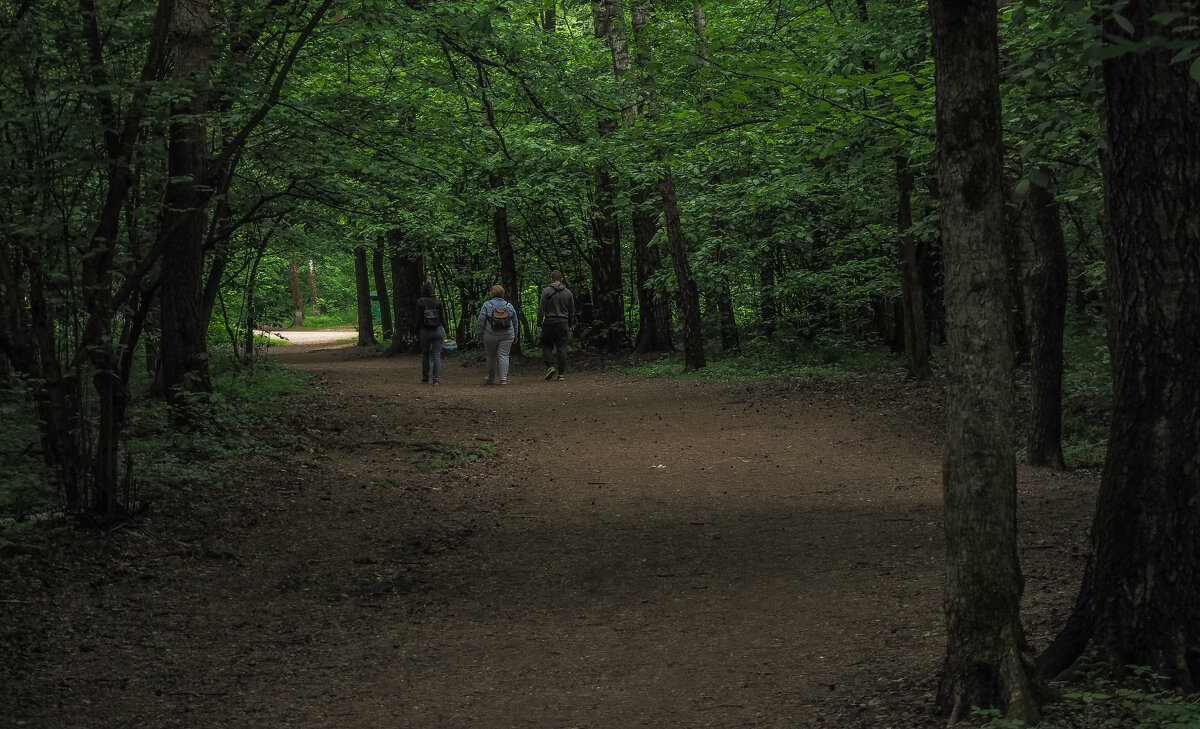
[476,284,517,385]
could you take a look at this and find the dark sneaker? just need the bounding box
[544,366,556,380]
[557,374,565,381]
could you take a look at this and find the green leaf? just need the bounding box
[1112,12,1135,35]
[1191,57,1200,83]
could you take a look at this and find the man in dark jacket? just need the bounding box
[536,270,575,381]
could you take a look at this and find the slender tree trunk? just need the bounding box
[353,246,376,347]
[288,253,305,328]
[307,259,321,315]
[372,247,392,339]
[930,0,1042,721]
[1025,181,1067,469]
[160,0,213,414]
[897,155,930,380]
[632,0,702,368]
[631,186,672,353]
[1039,2,1200,688]
[660,165,705,370]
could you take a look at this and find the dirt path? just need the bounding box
[1,339,1097,729]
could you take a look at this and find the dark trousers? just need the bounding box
[541,318,570,373]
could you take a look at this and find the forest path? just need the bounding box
[2,341,1095,729]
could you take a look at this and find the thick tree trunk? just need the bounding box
[897,155,930,380]
[372,247,392,340]
[353,246,376,347]
[387,232,423,356]
[1040,2,1200,688]
[590,0,629,353]
[159,0,213,412]
[288,253,305,328]
[930,0,1042,722]
[1024,181,1067,470]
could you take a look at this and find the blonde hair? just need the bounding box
[490,284,505,298]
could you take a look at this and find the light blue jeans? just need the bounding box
[420,326,444,382]
[481,329,515,383]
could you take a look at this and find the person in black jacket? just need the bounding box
[536,270,575,381]
[415,281,448,385]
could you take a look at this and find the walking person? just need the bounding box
[537,270,574,381]
[477,284,517,385]
[415,281,448,385]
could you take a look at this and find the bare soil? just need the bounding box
[1,338,1097,728]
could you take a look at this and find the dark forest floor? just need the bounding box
[1,339,1098,728]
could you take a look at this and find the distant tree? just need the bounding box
[1024,180,1067,469]
[289,254,305,328]
[353,246,376,347]
[930,0,1042,721]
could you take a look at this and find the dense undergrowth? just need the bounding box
[0,353,309,552]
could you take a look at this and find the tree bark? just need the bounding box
[930,0,1042,722]
[492,171,524,355]
[1024,181,1067,470]
[159,0,213,414]
[1039,2,1200,688]
[372,247,392,339]
[897,155,930,380]
[353,246,376,347]
[590,0,629,353]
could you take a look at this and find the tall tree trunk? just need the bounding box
[1039,2,1200,689]
[897,155,930,380]
[628,0,671,355]
[1025,181,1067,470]
[590,0,629,353]
[353,246,376,347]
[386,229,424,356]
[160,0,213,414]
[930,0,1042,722]
[632,0,702,368]
[307,259,321,315]
[288,253,305,328]
[372,246,392,340]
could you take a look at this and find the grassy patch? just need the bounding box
[413,441,498,472]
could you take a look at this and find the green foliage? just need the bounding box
[0,385,57,521]
[975,668,1200,729]
[1060,325,1112,467]
[125,356,308,491]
